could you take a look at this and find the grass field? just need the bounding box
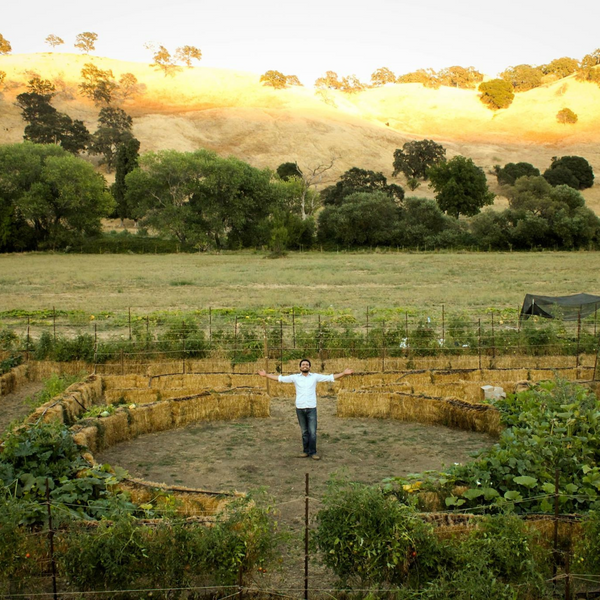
[1,251,599,314]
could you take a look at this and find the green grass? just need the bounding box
[0,251,598,313]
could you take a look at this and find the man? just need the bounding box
[258,359,353,460]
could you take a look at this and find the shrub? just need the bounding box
[313,480,441,587]
[543,155,594,190]
[494,162,540,186]
[479,79,515,110]
[556,108,578,124]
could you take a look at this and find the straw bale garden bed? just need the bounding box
[2,303,600,598]
[2,351,600,598]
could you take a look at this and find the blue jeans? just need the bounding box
[296,407,318,456]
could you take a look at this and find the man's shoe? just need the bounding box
[298,453,309,458]
[311,454,321,461]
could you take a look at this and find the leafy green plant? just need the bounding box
[313,479,441,587]
[449,380,600,513]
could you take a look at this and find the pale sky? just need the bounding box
[3,0,599,85]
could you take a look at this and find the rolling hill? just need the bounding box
[1,52,599,211]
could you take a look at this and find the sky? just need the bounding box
[3,0,599,86]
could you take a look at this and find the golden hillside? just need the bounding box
[1,53,599,211]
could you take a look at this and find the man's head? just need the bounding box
[299,358,311,373]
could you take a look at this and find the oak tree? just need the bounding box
[45,35,64,49]
[74,32,98,54]
[428,155,495,218]
[175,45,202,67]
[392,139,446,180]
[0,34,11,55]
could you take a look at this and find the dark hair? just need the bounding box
[299,358,311,367]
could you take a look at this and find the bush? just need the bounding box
[479,79,515,110]
[313,480,441,587]
[556,108,578,124]
[494,162,540,186]
[58,496,279,592]
[543,155,594,190]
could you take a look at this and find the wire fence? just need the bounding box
[2,470,599,600]
[2,306,600,376]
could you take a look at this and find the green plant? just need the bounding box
[313,479,441,587]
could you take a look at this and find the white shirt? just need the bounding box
[278,372,335,408]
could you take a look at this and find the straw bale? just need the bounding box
[418,382,466,399]
[28,402,64,424]
[337,390,392,418]
[266,381,294,397]
[248,393,270,417]
[184,373,232,388]
[445,356,480,370]
[119,478,236,516]
[230,374,261,388]
[128,402,174,437]
[528,369,558,382]
[170,393,221,427]
[147,361,184,377]
[94,411,131,450]
[396,371,434,385]
[431,371,467,384]
[232,360,264,374]
[186,359,232,373]
[151,374,185,389]
[104,388,160,404]
[0,364,29,396]
[103,375,149,390]
[71,426,100,453]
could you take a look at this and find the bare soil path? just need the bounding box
[97,395,495,593]
[0,382,45,434]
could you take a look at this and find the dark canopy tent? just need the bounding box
[520,293,600,321]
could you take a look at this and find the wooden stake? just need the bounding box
[46,479,59,600]
[128,307,132,340]
[305,472,310,600]
[478,318,482,371]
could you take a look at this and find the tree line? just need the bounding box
[0,131,597,253]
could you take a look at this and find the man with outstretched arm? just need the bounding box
[258,358,353,460]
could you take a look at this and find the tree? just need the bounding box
[125,150,281,249]
[543,156,594,190]
[0,71,6,87]
[556,108,578,124]
[428,155,495,218]
[111,137,140,223]
[478,79,515,110]
[317,191,401,247]
[340,74,365,93]
[321,167,404,206]
[541,57,579,79]
[79,63,117,105]
[576,49,600,83]
[397,69,439,88]
[175,45,202,67]
[494,162,540,186]
[286,75,302,87]
[117,73,144,100]
[294,158,338,220]
[276,162,303,181]
[370,67,396,87]
[0,34,11,55]
[16,84,90,154]
[89,107,134,170]
[74,32,98,54]
[392,139,446,180]
[260,70,287,89]
[436,66,483,89]
[148,45,181,77]
[499,65,543,92]
[397,197,464,248]
[314,71,343,90]
[45,35,64,50]
[0,143,113,249]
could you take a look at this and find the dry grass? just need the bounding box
[2,252,600,313]
[1,53,600,214]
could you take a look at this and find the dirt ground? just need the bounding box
[97,395,495,593]
[0,382,45,434]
